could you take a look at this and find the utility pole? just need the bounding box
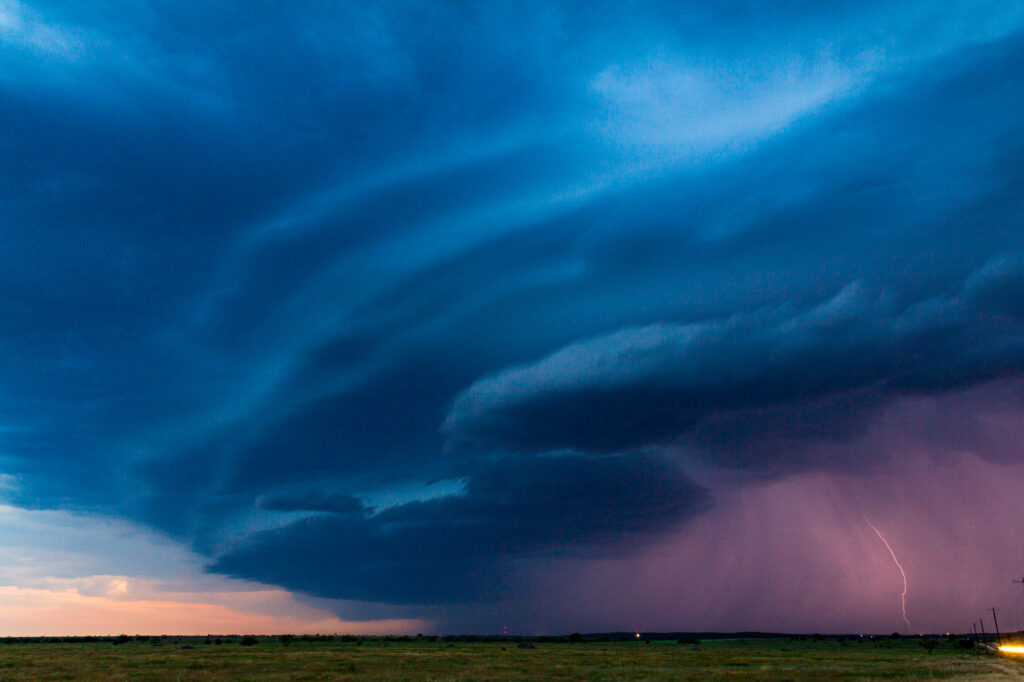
[972,623,980,656]
[992,608,1002,648]
[980,619,988,654]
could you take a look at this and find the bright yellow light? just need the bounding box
[999,645,1024,655]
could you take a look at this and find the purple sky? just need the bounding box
[1,1,1023,635]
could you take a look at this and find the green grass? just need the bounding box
[0,637,1020,680]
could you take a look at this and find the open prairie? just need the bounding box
[0,636,1022,680]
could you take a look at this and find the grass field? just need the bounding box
[0,635,1022,680]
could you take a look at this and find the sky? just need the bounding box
[1,0,1023,636]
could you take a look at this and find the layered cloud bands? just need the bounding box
[1,1,1023,629]
[446,256,1024,470]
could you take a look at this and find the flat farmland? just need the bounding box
[0,636,1021,680]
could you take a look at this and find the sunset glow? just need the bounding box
[0,585,423,637]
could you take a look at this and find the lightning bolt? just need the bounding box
[866,518,912,634]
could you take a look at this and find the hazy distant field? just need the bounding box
[0,636,1021,680]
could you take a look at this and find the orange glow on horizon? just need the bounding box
[0,585,426,637]
[1000,645,1024,655]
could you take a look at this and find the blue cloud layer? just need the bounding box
[1,1,1023,613]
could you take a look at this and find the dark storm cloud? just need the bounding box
[258,493,369,516]
[1,0,1023,613]
[183,29,1024,505]
[444,260,1024,469]
[0,0,583,510]
[438,29,1024,474]
[212,452,708,603]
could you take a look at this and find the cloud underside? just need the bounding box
[212,452,708,603]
